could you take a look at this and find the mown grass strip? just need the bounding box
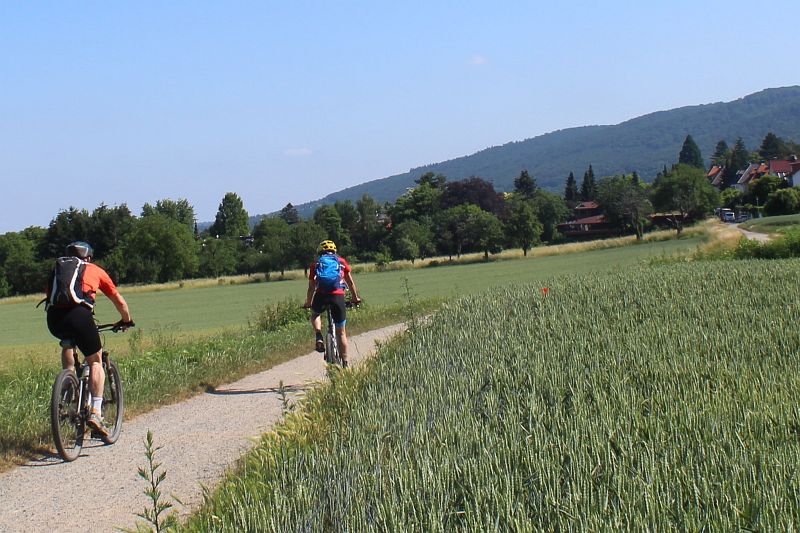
[181,258,800,531]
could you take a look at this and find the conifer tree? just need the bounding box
[678,134,704,168]
[711,140,729,166]
[580,165,597,201]
[758,132,788,160]
[722,138,750,188]
[513,169,537,199]
[279,203,300,225]
[564,171,579,205]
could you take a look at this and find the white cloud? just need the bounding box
[284,147,313,157]
[469,55,488,66]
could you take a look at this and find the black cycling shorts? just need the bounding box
[46,305,102,357]
[311,293,347,326]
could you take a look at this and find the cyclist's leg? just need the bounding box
[84,350,104,401]
[47,308,77,372]
[67,308,105,409]
[60,341,76,372]
[309,293,325,352]
[330,295,349,361]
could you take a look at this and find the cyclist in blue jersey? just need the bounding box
[303,240,361,367]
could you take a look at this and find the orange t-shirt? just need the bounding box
[81,263,119,302]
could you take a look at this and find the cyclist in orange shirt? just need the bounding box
[45,241,134,437]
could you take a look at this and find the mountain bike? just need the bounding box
[306,300,357,368]
[50,322,133,462]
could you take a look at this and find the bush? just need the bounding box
[373,252,392,271]
[250,298,307,332]
[734,228,800,259]
[764,188,800,216]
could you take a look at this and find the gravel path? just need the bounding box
[0,324,406,533]
[736,224,772,242]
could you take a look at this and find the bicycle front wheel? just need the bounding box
[101,358,124,444]
[50,369,84,461]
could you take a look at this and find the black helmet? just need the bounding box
[66,241,93,259]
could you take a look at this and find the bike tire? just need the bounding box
[327,331,342,366]
[50,369,84,462]
[101,358,124,444]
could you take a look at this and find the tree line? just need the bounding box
[2,130,797,297]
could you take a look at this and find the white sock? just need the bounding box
[92,397,103,415]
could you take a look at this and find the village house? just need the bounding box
[555,201,616,239]
[711,156,800,191]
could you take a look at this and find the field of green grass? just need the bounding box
[739,213,800,234]
[183,258,800,531]
[0,234,706,469]
[0,235,702,365]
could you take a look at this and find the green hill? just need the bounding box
[291,86,800,216]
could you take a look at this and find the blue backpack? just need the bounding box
[315,253,342,292]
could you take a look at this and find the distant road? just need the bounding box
[736,224,772,243]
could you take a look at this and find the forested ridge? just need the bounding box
[292,86,800,217]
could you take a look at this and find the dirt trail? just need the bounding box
[0,324,405,533]
[736,224,773,242]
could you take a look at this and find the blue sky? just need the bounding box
[2,1,798,233]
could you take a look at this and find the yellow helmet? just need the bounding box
[318,239,337,253]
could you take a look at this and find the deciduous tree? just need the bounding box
[124,214,199,283]
[209,192,249,239]
[290,221,326,276]
[650,164,719,234]
[44,207,92,258]
[441,176,505,216]
[597,175,651,239]
[313,205,349,250]
[253,217,292,276]
[764,188,800,216]
[504,197,542,256]
[142,198,195,228]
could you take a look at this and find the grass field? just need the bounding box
[739,213,800,234]
[0,234,703,370]
[182,258,800,531]
[0,232,710,469]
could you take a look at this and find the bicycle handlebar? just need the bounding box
[301,300,361,310]
[97,321,136,333]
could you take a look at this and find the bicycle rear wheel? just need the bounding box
[50,369,84,461]
[100,357,124,444]
[326,331,342,366]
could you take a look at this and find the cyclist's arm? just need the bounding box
[95,266,133,323]
[108,292,133,323]
[304,277,316,307]
[343,271,360,303]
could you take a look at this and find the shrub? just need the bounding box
[250,298,307,332]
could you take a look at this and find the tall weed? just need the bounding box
[249,298,307,332]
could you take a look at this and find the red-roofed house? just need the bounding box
[556,201,616,239]
[724,156,800,191]
[708,165,725,187]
